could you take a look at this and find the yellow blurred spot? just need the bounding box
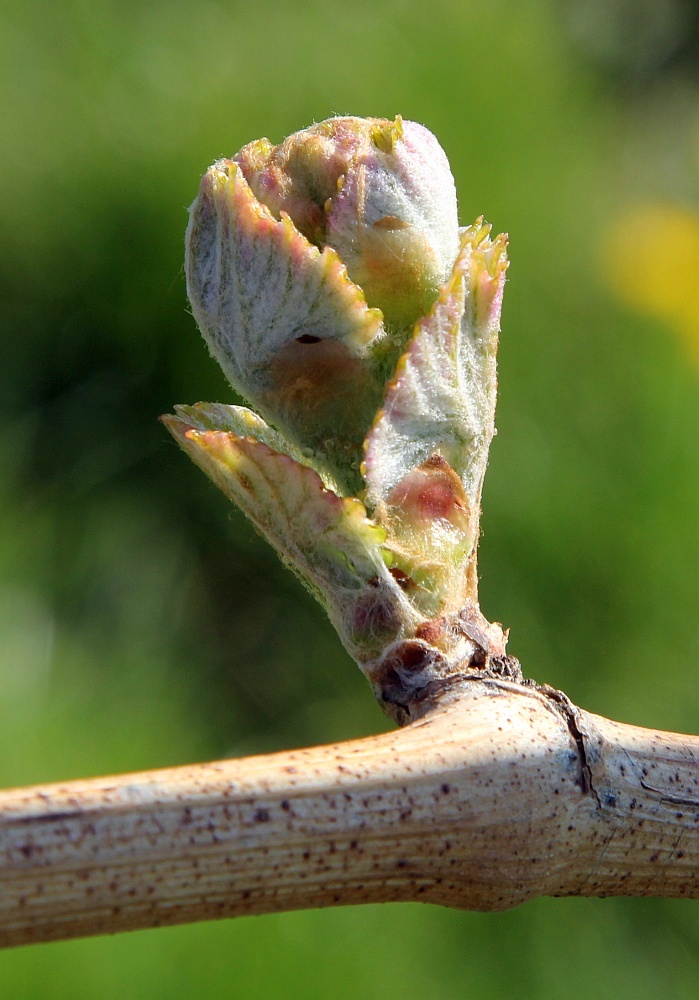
[604,204,699,361]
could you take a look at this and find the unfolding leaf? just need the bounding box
[325,117,460,328]
[186,161,385,492]
[167,402,339,491]
[162,411,417,660]
[363,220,508,508]
[362,221,508,608]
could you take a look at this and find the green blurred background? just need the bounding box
[2,0,699,995]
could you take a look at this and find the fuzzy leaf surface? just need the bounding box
[186,162,385,492]
[364,220,508,508]
[162,411,412,659]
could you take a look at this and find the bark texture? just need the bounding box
[1,679,698,948]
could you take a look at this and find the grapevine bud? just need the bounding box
[167,116,508,717]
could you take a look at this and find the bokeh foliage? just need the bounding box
[1,0,699,995]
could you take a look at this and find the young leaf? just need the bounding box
[162,410,416,661]
[363,221,508,605]
[186,161,385,492]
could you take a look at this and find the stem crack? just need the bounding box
[537,684,601,807]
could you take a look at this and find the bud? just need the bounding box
[166,117,508,716]
[184,116,461,492]
[234,116,460,328]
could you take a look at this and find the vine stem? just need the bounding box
[1,679,698,948]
